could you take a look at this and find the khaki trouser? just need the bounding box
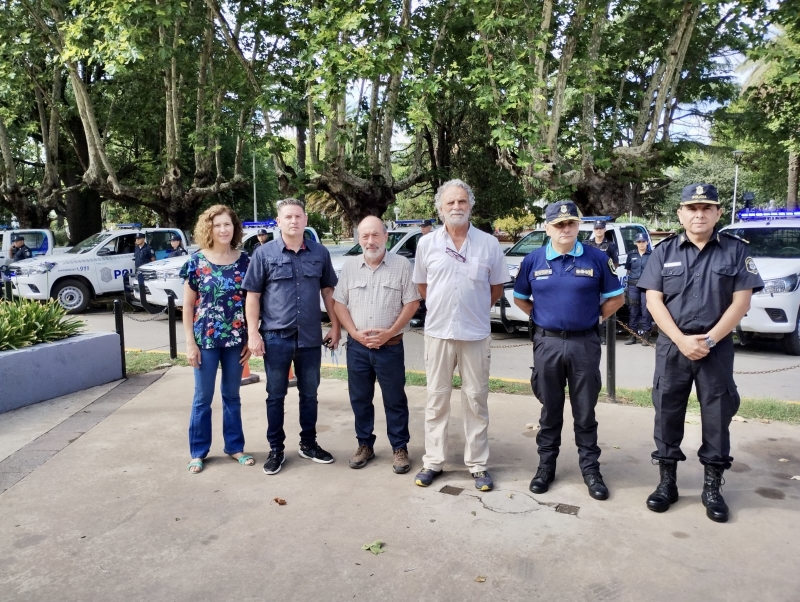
[422,335,491,472]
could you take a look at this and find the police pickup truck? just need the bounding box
[132,223,319,308]
[490,218,651,332]
[9,225,188,313]
[723,209,800,355]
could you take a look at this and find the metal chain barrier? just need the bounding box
[121,302,168,322]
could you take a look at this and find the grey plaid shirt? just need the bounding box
[333,252,421,332]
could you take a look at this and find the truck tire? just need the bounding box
[782,306,800,356]
[53,279,91,314]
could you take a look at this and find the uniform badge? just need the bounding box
[745,257,758,274]
[534,269,553,277]
[560,205,568,214]
[575,268,594,277]
[607,258,615,273]
[695,185,704,195]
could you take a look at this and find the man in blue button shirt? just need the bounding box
[513,200,624,501]
[244,198,341,475]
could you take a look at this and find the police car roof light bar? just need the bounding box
[395,219,426,225]
[116,223,143,229]
[243,220,277,228]
[581,216,615,222]
[737,208,800,221]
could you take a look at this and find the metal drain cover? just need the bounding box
[555,503,580,516]
[439,485,464,496]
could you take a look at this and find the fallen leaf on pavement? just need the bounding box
[507,493,513,498]
[759,419,771,424]
[362,540,385,555]
[790,476,800,480]
[525,423,539,430]
[779,458,789,463]
[475,576,486,583]
[612,445,620,449]
[272,497,287,505]
[732,416,747,422]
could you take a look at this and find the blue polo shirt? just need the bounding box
[513,240,624,331]
[243,236,337,347]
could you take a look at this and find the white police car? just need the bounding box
[722,209,800,355]
[132,223,319,308]
[9,225,188,313]
[490,218,651,331]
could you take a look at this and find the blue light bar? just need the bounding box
[243,220,277,228]
[581,216,615,222]
[116,223,143,229]
[395,219,426,225]
[737,208,800,221]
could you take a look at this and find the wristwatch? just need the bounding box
[704,337,716,349]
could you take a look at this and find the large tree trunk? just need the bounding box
[788,149,799,211]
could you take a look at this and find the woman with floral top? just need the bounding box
[182,205,253,473]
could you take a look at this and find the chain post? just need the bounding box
[606,315,617,402]
[167,292,177,360]
[3,280,11,300]
[114,299,127,379]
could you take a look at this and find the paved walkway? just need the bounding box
[1,367,799,601]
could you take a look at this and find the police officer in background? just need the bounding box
[584,220,619,268]
[637,183,763,523]
[167,233,188,257]
[623,232,652,345]
[11,234,32,262]
[254,228,270,248]
[133,232,156,269]
[513,201,624,501]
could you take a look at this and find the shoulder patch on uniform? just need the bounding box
[721,231,749,244]
[745,257,758,275]
[607,258,615,273]
[654,233,678,247]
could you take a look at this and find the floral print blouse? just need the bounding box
[180,251,250,349]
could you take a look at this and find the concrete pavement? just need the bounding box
[1,366,799,601]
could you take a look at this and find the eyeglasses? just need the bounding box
[445,247,466,263]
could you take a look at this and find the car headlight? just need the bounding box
[756,273,800,295]
[14,262,56,276]
[155,268,183,280]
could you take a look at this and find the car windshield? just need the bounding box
[725,227,800,259]
[66,232,112,254]
[506,229,600,257]
[345,231,406,255]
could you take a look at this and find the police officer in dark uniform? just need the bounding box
[623,232,652,345]
[584,220,619,267]
[133,232,155,269]
[167,233,188,257]
[254,228,270,248]
[637,183,764,523]
[513,201,625,501]
[11,234,32,262]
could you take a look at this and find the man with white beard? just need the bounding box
[333,216,421,474]
[412,180,510,491]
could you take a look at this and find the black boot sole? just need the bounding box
[704,506,729,523]
[647,491,678,512]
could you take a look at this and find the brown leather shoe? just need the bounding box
[349,445,374,469]
[392,448,410,474]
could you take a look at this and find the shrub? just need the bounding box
[495,214,538,241]
[0,298,85,351]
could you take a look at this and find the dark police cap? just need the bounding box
[634,233,648,243]
[593,220,606,230]
[545,200,580,224]
[11,234,24,242]
[134,232,145,238]
[681,183,719,205]
[170,233,182,241]
[421,219,433,227]
[257,228,269,235]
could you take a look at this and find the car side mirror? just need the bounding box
[96,247,111,256]
[397,248,414,258]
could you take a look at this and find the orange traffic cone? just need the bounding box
[241,359,260,386]
[288,362,297,388]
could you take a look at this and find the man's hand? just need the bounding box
[363,328,393,349]
[323,327,341,350]
[677,334,710,360]
[248,332,265,357]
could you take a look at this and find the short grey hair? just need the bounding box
[276,198,305,213]
[434,179,475,210]
[356,215,387,235]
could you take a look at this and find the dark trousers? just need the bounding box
[263,331,321,451]
[627,285,652,332]
[346,338,410,450]
[652,335,740,469]
[530,331,603,474]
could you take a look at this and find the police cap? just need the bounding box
[11,234,24,242]
[634,233,648,243]
[545,201,581,224]
[170,233,182,241]
[257,229,269,235]
[593,220,606,230]
[134,232,146,239]
[680,183,719,205]
[421,219,433,227]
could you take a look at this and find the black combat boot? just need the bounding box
[624,333,637,345]
[646,461,678,513]
[640,330,649,346]
[702,465,729,523]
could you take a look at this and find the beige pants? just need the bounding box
[422,335,491,472]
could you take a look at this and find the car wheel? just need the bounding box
[53,279,91,314]
[782,306,800,356]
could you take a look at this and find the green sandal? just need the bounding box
[230,453,255,466]
[187,459,204,474]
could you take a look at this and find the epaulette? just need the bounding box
[720,230,749,244]
[654,232,679,247]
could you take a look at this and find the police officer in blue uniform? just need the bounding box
[637,184,764,523]
[11,234,32,262]
[254,228,270,248]
[133,232,156,269]
[584,220,619,267]
[623,232,652,345]
[513,201,625,500]
[167,233,188,257]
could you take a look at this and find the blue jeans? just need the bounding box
[263,331,321,451]
[346,338,410,450]
[189,345,245,459]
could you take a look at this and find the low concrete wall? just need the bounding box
[0,332,123,414]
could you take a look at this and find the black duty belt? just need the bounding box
[534,326,598,339]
